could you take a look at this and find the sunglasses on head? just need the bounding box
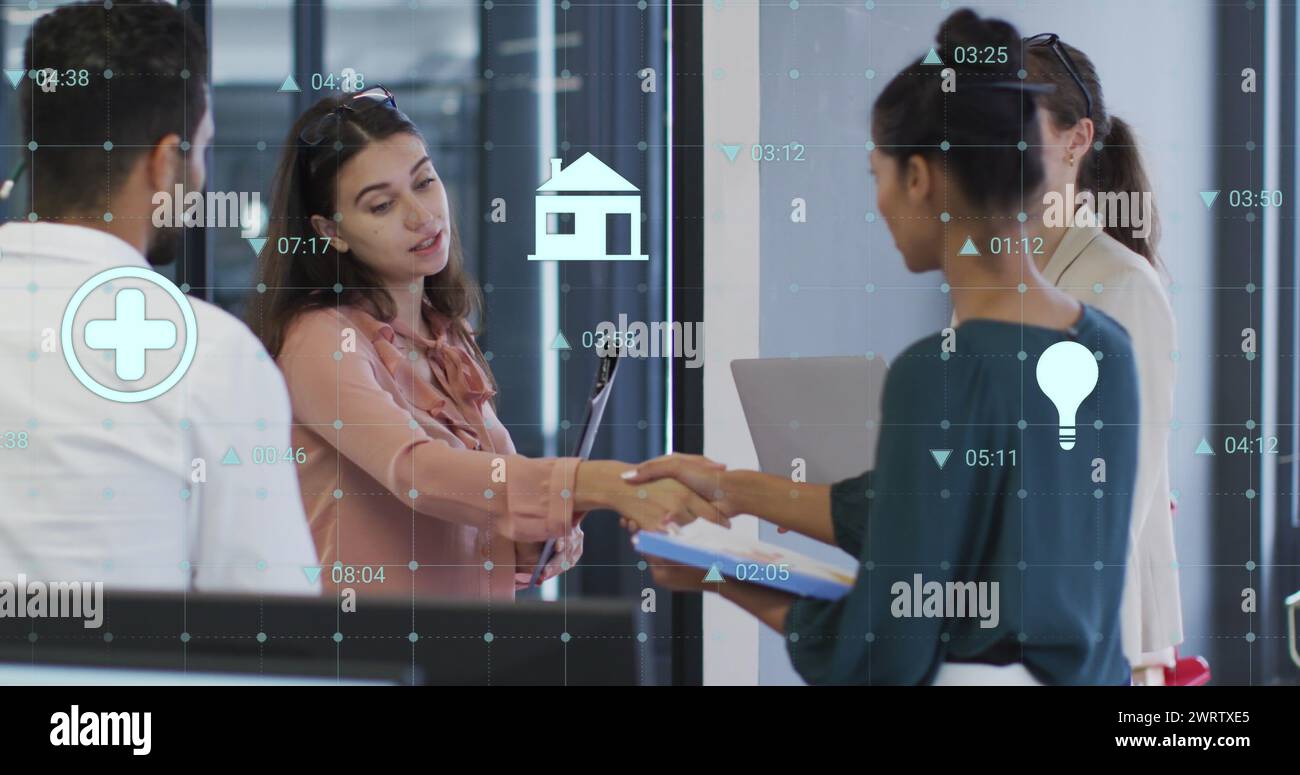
[1025,33,1092,120]
[298,85,399,147]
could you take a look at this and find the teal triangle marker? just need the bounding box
[303,566,322,584]
[922,48,944,65]
[1194,437,1215,455]
[1199,190,1219,208]
[703,563,725,583]
[550,330,571,350]
[718,143,741,162]
[958,237,980,256]
[279,74,301,93]
[4,69,25,89]
[221,446,241,465]
[247,237,267,256]
[930,449,952,470]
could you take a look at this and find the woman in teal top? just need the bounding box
[628,9,1140,685]
[779,304,1137,685]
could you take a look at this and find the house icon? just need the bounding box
[528,152,649,261]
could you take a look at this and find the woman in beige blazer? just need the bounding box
[1024,35,1182,683]
[949,36,1182,683]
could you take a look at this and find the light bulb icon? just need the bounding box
[1035,340,1099,451]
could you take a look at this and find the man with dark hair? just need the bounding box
[0,2,320,596]
[20,0,210,266]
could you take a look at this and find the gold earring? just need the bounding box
[1067,152,1076,165]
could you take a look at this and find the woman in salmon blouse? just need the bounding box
[247,87,719,601]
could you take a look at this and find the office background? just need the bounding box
[1,0,1296,685]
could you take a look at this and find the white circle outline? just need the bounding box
[60,266,198,403]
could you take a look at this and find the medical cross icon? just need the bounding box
[61,266,198,404]
[84,288,177,381]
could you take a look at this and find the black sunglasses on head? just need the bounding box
[1025,33,1092,120]
[299,85,400,146]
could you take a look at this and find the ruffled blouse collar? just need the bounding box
[349,304,497,449]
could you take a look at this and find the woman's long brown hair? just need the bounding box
[246,93,494,392]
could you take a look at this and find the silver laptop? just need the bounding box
[730,356,888,483]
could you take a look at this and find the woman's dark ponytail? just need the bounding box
[1094,116,1161,267]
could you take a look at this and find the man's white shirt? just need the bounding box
[0,222,320,595]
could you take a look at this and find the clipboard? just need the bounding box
[528,347,621,587]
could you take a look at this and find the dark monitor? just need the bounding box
[0,590,641,686]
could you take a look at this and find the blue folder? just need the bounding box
[632,530,853,601]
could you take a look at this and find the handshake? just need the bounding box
[572,453,739,534]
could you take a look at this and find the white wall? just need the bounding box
[701,0,762,686]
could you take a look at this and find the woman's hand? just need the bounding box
[642,554,718,593]
[619,453,739,519]
[574,459,727,533]
[514,525,584,588]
